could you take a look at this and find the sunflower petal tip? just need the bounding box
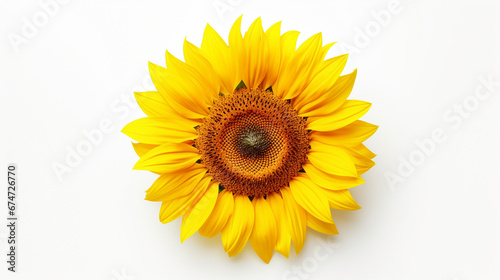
[233,15,243,25]
[147,61,157,67]
[132,161,143,170]
[180,235,187,243]
[262,257,272,264]
[204,23,214,33]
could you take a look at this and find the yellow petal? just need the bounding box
[280,31,300,57]
[229,15,243,48]
[228,16,245,92]
[277,33,324,100]
[346,144,377,161]
[293,53,347,111]
[352,158,376,176]
[309,120,378,146]
[133,143,200,174]
[349,143,376,159]
[344,147,376,175]
[289,174,333,223]
[302,162,364,190]
[301,173,360,211]
[318,42,335,62]
[134,91,199,122]
[148,62,208,119]
[281,187,307,255]
[202,23,238,94]
[131,142,161,175]
[131,142,158,158]
[261,21,281,89]
[298,69,357,117]
[356,165,374,176]
[159,175,212,224]
[266,192,291,258]
[308,140,357,177]
[181,180,219,242]
[165,50,215,109]
[242,17,268,89]
[347,150,375,166]
[134,91,168,117]
[199,190,234,238]
[307,100,371,131]
[145,164,207,201]
[307,214,339,235]
[122,117,197,145]
[221,195,254,257]
[183,39,220,102]
[320,188,361,211]
[272,30,300,99]
[148,62,169,94]
[249,197,278,263]
[277,31,300,94]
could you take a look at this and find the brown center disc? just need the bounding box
[195,88,309,197]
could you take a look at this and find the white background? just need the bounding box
[1,0,500,279]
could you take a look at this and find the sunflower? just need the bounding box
[122,16,377,263]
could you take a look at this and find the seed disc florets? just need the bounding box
[195,88,309,197]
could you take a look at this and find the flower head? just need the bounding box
[122,16,377,263]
